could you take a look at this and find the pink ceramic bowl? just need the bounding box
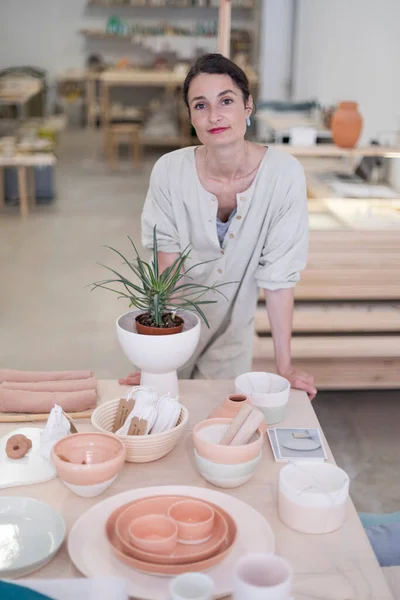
[193,418,264,465]
[128,514,178,555]
[168,500,214,544]
[52,432,126,493]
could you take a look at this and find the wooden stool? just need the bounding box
[106,123,143,170]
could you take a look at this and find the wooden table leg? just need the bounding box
[17,166,28,217]
[108,131,118,171]
[132,129,143,168]
[0,167,4,208]
[86,75,95,128]
[28,167,36,207]
[101,82,111,153]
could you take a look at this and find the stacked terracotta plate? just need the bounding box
[105,494,237,576]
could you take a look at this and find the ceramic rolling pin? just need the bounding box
[230,407,265,446]
[219,405,253,446]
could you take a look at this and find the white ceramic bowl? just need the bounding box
[194,449,262,489]
[235,372,290,425]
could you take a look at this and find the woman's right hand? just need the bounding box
[118,371,141,386]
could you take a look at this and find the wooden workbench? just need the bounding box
[0,380,394,600]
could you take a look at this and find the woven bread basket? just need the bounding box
[91,398,188,463]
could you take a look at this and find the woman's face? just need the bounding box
[187,73,252,148]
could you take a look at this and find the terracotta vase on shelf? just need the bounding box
[331,101,363,148]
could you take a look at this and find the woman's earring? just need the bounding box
[246,116,251,127]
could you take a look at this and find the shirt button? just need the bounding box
[240,196,246,201]
[217,268,223,274]
[221,250,224,255]
[229,233,235,239]
[236,215,242,220]
[211,197,216,201]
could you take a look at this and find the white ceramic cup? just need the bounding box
[233,553,292,600]
[169,572,214,600]
[235,372,290,425]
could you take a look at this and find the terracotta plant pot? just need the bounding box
[135,314,184,336]
[331,101,363,148]
[208,394,250,420]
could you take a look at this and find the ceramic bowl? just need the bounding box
[235,372,290,425]
[194,450,262,489]
[91,398,188,463]
[128,514,178,555]
[192,418,264,465]
[168,500,214,544]
[52,432,126,498]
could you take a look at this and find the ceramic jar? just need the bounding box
[331,101,363,148]
[208,394,250,420]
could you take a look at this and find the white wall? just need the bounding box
[259,0,294,101]
[293,0,400,144]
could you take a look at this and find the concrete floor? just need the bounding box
[1,129,399,513]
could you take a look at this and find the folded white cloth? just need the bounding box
[40,405,71,460]
[115,387,158,436]
[115,387,182,436]
[151,394,182,434]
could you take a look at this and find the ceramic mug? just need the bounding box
[169,572,214,600]
[232,553,292,600]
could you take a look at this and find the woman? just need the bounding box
[121,53,317,400]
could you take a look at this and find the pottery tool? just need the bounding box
[219,404,253,446]
[230,408,265,446]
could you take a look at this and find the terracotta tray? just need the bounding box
[113,495,231,566]
[106,496,235,576]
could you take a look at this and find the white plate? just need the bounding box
[0,497,66,578]
[0,428,57,489]
[68,485,275,600]
[283,439,321,451]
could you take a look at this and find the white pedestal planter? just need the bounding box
[116,310,201,396]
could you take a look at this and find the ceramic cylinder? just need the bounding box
[233,553,292,600]
[169,572,214,600]
[278,463,349,534]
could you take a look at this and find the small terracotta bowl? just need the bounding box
[52,432,126,497]
[168,500,214,544]
[193,418,264,465]
[128,514,178,555]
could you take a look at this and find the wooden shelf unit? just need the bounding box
[254,226,400,390]
[87,1,255,8]
[271,144,400,159]
[80,29,218,40]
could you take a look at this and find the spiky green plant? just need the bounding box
[92,226,232,329]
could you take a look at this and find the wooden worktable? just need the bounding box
[1,380,393,600]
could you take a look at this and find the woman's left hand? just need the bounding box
[278,368,317,401]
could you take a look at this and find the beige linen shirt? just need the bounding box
[142,146,308,379]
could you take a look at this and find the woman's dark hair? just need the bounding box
[183,53,251,112]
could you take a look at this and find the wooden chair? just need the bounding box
[106,122,143,170]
